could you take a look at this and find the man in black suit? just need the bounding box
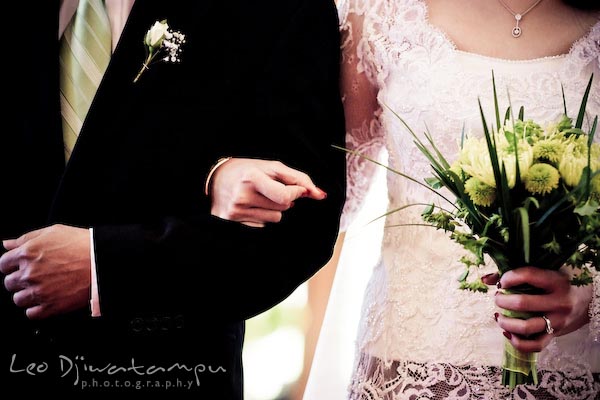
[0,0,345,397]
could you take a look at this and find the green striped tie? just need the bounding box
[59,0,111,161]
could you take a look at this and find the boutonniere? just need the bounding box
[133,20,186,83]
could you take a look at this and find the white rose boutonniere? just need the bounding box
[145,20,169,48]
[133,20,186,83]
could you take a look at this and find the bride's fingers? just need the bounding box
[499,267,569,293]
[241,221,266,228]
[211,189,293,222]
[481,272,500,286]
[212,201,283,224]
[236,208,284,224]
[495,269,571,315]
[495,292,558,314]
[501,327,553,353]
[238,192,294,211]
[270,163,327,200]
[495,313,561,338]
[253,174,307,206]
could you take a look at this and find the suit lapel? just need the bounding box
[51,1,216,221]
[65,0,216,164]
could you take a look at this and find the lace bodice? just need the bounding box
[337,0,600,399]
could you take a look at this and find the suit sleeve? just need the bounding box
[92,0,346,323]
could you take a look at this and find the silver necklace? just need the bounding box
[497,0,544,38]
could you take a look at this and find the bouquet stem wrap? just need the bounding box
[502,336,538,387]
[501,284,543,388]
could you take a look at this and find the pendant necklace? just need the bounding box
[496,0,544,38]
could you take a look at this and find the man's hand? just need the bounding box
[210,158,327,227]
[0,225,91,320]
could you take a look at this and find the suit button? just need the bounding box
[33,329,41,336]
[159,316,171,331]
[174,314,185,329]
[146,317,157,332]
[130,317,144,333]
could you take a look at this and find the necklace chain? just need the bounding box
[497,0,544,38]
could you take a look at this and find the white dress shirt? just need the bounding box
[60,0,135,49]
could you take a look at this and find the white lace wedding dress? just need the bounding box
[307,0,600,399]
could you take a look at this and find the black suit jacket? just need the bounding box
[1,1,345,398]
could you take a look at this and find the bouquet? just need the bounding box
[337,74,600,388]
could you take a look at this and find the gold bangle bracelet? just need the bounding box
[204,157,232,196]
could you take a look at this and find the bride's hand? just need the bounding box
[208,158,327,227]
[482,267,593,353]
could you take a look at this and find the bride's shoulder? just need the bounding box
[567,18,600,63]
[338,0,422,17]
[587,18,600,41]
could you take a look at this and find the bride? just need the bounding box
[304,0,600,399]
[207,0,599,397]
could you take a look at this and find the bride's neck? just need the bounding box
[424,0,599,60]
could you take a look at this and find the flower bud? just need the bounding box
[145,20,169,48]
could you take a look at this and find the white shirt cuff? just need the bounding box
[90,228,101,317]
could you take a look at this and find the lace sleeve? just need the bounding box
[590,272,600,343]
[338,4,386,231]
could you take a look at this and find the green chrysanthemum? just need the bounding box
[556,114,574,133]
[560,138,600,187]
[465,177,496,207]
[513,119,544,140]
[525,163,560,195]
[459,137,495,186]
[449,161,464,181]
[532,139,565,164]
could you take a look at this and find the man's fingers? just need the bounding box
[4,270,26,292]
[25,305,46,320]
[13,289,37,309]
[2,239,17,251]
[0,248,22,275]
[3,229,44,251]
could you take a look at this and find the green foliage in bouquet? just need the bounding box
[334,73,599,389]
